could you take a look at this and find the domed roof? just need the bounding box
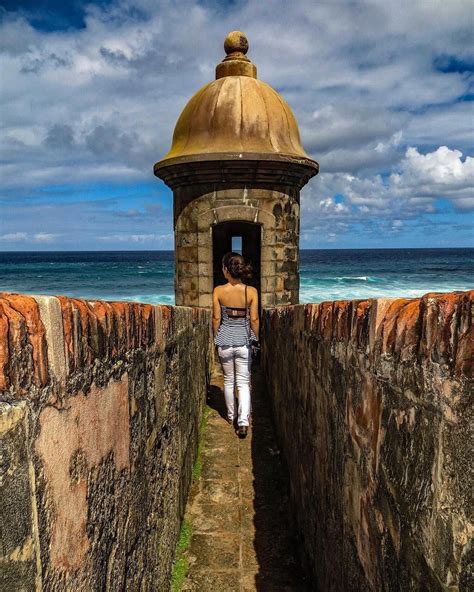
[154,32,318,175]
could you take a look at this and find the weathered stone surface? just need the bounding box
[0,401,40,592]
[173,186,302,308]
[0,294,212,591]
[34,295,68,385]
[262,290,473,592]
[0,294,49,397]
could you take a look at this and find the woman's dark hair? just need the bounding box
[222,252,253,281]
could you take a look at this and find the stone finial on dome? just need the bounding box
[216,31,257,79]
[224,31,249,56]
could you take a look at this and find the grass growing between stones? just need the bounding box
[171,404,210,591]
[171,520,192,592]
[192,405,211,482]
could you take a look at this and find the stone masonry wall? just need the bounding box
[262,291,473,591]
[0,293,212,591]
[174,184,300,308]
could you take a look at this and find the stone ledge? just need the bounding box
[0,293,211,398]
[264,290,473,378]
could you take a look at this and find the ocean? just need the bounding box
[0,249,472,305]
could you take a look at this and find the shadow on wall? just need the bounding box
[262,290,473,592]
[250,367,310,590]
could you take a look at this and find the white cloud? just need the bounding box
[98,233,173,243]
[0,232,58,242]
[375,131,403,154]
[306,146,473,214]
[0,0,472,247]
[317,198,349,214]
[385,146,474,210]
[33,233,57,242]
[300,145,474,243]
[399,146,474,187]
[0,232,28,242]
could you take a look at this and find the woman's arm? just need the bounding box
[212,288,221,337]
[249,287,259,340]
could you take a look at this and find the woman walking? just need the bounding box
[212,252,259,438]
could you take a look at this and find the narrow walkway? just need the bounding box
[181,364,308,591]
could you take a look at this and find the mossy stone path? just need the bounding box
[181,364,308,591]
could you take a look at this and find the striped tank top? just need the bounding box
[214,304,257,347]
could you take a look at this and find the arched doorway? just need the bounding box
[212,221,261,299]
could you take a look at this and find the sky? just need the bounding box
[0,0,473,250]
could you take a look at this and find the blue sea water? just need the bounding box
[0,249,472,305]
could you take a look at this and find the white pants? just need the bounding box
[217,345,252,426]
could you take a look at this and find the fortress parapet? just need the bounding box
[0,289,471,590]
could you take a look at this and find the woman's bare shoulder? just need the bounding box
[247,285,258,298]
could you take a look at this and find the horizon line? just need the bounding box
[1,246,473,254]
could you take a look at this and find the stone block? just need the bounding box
[276,276,286,292]
[197,214,215,233]
[283,275,299,291]
[175,232,198,248]
[176,246,198,263]
[218,205,259,224]
[216,188,246,200]
[197,245,212,263]
[197,229,212,247]
[0,294,49,397]
[274,229,298,244]
[260,261,276,276]
[0,401,39,591]
[261,246,286,262]
[260,276,284,292]
[282,213,298,232]
[261,292,275,307]
[176,213,197,233]
[198,276,213,296]
[177,262,199,278]
[198,294,213,309]
[198,262,213,277]
[283,246,298,261]
[33,295,68,385]
[275,291,292,305]
[276,260,297,274]
[175,277,198,293]
[177,291,200,307]
[153,306,166,352]
[262,228,276,246]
